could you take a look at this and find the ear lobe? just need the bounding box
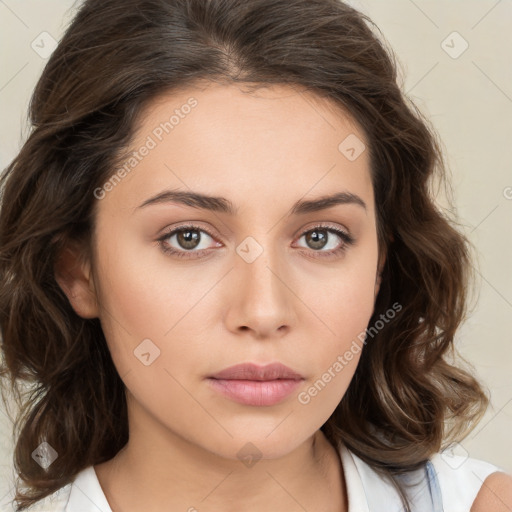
[54,242,99,319]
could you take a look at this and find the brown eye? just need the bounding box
[304,229,329,250]
[295,224,355,260]
[157,224,221,259]
[174,228,202,250]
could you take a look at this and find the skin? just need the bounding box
[471,472,512,511]
[55,82,387,512]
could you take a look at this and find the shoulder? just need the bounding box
[338,441,508,512]
[470,471,512,512]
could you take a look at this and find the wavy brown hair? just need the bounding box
[0,0,489,510]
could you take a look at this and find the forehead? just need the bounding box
[98,82,374,217]
[134,81,368,153]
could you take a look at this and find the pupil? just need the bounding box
[307,229,327,249]
[178,229,200,249]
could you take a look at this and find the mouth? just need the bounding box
[207,362,305,406]
[207,377,303,406]
[208,362,304,381]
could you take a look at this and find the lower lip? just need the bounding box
[207,378,303,406]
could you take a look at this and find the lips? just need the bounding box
[207,362,305,406]
[208,362,304,381]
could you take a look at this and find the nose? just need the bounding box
[223,243,297,340]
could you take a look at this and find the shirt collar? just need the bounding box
[66,466,112,512]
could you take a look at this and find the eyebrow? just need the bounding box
[135,189,367,215]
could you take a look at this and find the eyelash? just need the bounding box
[157,223,355,260]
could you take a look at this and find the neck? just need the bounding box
[94,410,347,512]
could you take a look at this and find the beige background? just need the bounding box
[0,0,511,505]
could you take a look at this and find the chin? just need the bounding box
[206,430,311,463]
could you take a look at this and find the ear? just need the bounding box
[54,240,99,319]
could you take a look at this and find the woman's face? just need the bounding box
[63,82,384,461]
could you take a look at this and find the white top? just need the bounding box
[2,441,505,512]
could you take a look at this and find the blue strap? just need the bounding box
[425,460,444,512]
[392,460,444,512]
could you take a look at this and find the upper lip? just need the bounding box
[209,363,304,381]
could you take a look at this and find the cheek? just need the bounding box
[291,268,376,433]
[91,227,203,373]
[304,254,378,344]
[296,252,378,398]
[94,223,197,331]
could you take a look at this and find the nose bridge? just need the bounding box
[237,235,285,303]
[227,232,296,335]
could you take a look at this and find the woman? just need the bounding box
[0,0,510,511]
